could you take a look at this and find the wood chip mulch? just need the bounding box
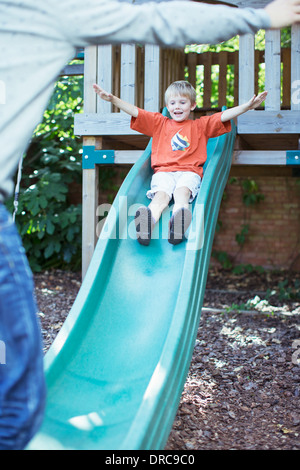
[34,268,300,450]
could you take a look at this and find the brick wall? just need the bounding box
[212,175,300,271]
[72,167,299,271]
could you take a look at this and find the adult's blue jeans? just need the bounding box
[0,204,46,450]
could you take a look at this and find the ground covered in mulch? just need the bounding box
[34,268,300,450]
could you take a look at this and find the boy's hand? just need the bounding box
[247,91,268,110]
[221,91,268,122]
[265,0,300,29]
[93,83,139,117]
[93,83,113,102]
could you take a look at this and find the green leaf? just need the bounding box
[46,219,55,235]
[44,243,54,259]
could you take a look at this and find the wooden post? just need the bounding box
[265,30,281,111]
[120,44,136,106]
[233,51,239,107]
[97,45,113,113]
[144,45,160,111]
[238,34,255,105]
[203,52,212,108]
[82,141,99,278]
[82,46,98,278]
[254,49,260,97]
[218,51,228,108]
[282,48,291,108]
[187,53,197,92]
[291,24,300,111]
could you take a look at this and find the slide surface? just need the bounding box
[27,116,236,450]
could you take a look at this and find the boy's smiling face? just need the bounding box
[167,93,196,122]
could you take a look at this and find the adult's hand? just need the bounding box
[265,0,300,28]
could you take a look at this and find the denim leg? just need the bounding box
[0,205,46,450]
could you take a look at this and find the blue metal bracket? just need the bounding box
[286,150,300,166]
[82,146,115,169]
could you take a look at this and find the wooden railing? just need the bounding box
[89,40,298,113]
[237,26,300,134]
[75,26,300,137]
[185,46,294,110]
[86,44,185,114]
[185,50,239,109]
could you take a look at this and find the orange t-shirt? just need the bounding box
[131,108,231,177]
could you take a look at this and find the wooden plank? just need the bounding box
[254,49,260,97]
[291,24,300,111]
[166,49,172,89]
[59,63,84,76]
[238,110,300,133]
[282,48,291,108]
[232,150,286,165]
[82,47,98,277]
[233,50,239,106]
[136,46,144,109]
[144,45,160,111]
[265,30,281,111]
[85,150,289,166]
[114,150,144,164]
[74,112,141,136]
[83,46,97,113]
[77,109,300,137]
[160,49,166,107]
[97,45,113,113]
[203,52,212,108]
[187,52,197,90]
[82,150,290,167]
[218,51,227,107]
[112,46,121,112]
[82,167,99,278]
[239,34,254,104]
[120,44,136,106]
[188,50,240,67]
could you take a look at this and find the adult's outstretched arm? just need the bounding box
[60,0,300,49]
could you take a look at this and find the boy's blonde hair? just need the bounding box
[165,80,197,105]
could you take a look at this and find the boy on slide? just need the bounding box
[94,81,267,245]
[0,0,299,450]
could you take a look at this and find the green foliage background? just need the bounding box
[6,72,84,272]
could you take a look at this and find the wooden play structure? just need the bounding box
[73,0,300,276]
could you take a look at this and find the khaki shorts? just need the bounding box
[147,171,202,202]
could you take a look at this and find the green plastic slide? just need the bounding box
[27,114,236,450]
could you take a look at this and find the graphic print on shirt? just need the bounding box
[171,130,191,151]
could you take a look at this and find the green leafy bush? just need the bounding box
[7,73,83,271]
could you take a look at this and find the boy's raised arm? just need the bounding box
[93,84,139,118]
[221,91,268,122]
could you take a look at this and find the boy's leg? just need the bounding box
[172,186,191,214]
[135,191,169,246]
[149,190,170,222]
[168,172,201,245]
[168,186,192,245]
[135,172,173,246]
